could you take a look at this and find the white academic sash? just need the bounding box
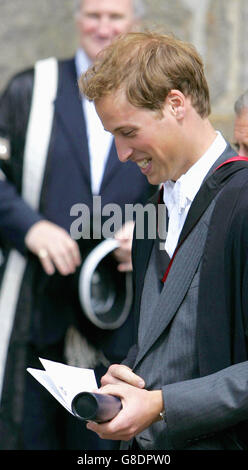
[0,57,58,399]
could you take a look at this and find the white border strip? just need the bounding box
[0,58,58,398]
[22,57,58,209]
[0,251,26,396]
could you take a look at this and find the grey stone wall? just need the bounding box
[0,0,247,142]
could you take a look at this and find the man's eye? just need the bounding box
[122,130,135,137]
[110,14,124,20]
[86,13,99,19]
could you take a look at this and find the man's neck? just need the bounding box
[175,118,217,180]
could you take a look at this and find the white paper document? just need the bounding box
[27,358,98,415]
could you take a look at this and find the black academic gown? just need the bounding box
[127,148,248,448]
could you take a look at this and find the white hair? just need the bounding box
[234,90,248,116]
[74,0,146,19]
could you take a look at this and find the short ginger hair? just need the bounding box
[79,31,211,118]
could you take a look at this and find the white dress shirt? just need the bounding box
[163,132,227,257]
[75,49,113,195]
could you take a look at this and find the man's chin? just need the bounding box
[146,174,161,186]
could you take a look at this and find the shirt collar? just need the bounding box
[163,131,227,216]
[75,48,92,78]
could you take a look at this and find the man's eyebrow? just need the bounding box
[112,126,137,133]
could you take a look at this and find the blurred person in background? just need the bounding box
[233,89,248,157]
[0,0,153,450]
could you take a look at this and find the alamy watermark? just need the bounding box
[70,196,167,247]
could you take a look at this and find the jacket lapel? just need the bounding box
[54,58,91,185]
[100,141,124,192]
[134,237,154,315]
[133,209,210,369]
[132,189,162,334]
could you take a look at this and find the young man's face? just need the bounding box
[76,0,137,62]
[233,109,248,157]
[95,90,191,185]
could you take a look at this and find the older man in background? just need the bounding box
[0,0,152,450]
[234,89,248,157]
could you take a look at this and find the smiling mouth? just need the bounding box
[137,158,151,169]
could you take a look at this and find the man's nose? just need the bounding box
[115,138,133,162]
[97,15,113,37]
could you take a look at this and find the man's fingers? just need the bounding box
[25,220,81,276]
[101,364,145,388]
[38,247,73,276]
[114,220,135,242]
[51,242,81,275]
[69,241,82,267]
[38,243,81,276]
[38,250,55,276]
[114,221,134,272]
[114,241,133,272]
[117,261,133,272]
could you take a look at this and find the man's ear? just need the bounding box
[166,90,186,120]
